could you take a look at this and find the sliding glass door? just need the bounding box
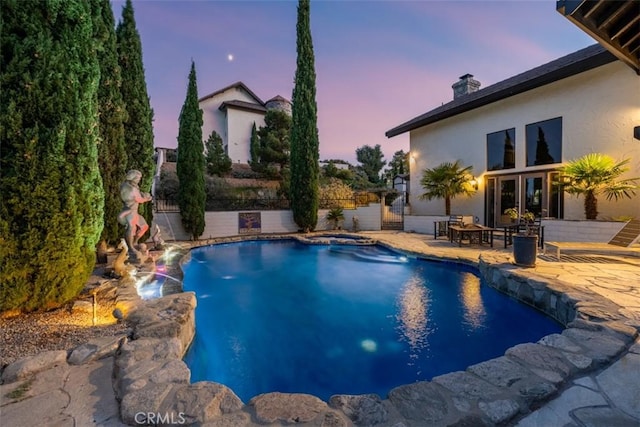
[486,171,563,227]
[497,176,518,227]
[523,173,545,218]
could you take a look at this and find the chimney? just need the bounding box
[452,74,481,99]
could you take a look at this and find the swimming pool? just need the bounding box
[183,240,561,402]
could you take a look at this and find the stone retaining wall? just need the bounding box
[106,239,638,426]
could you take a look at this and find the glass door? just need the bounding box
[485,177,496,228]
[497,176,518,226]
[522,173,545,218]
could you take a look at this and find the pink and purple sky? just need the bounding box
[111,0,595,164]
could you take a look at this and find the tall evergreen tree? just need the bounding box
[383,149,409,185]
[249,122,261,170]
[176,61,205,239]
[290,0,320,232]
[116,0,154,234]
[205,130,232,176]
[0,0,104,312]
[93,0,128,245]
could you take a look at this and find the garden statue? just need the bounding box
[118,170,152,263]
[151,223,165,250]
[113,238,135,279]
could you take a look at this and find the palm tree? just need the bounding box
[557,153,639,220]
[419,160,476,215]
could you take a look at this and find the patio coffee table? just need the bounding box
[449,224,495,247]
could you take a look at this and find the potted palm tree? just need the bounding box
[419,160,476,215]
[556,153,639,219]
[504,207,537,267]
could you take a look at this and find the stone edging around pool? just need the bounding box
[113,235,639,426]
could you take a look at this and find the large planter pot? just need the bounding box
[513,234,538,267]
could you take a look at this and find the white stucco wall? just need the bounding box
[152,204,382,241]
[200,86,265,164]
[226,108,265,164]
[408,61,640,221]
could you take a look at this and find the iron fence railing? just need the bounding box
[153,198,180,212]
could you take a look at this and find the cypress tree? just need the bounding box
[93,0,128,245]
[116,0,154,234]
[290,0,320,232]
[176,61,205,239]
[249,122,261,171]
[0,0,104,312]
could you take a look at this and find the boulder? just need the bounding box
[68,335,126,365]
[249,392,327,424]
[2,350,68,383]
[329,394,388,425]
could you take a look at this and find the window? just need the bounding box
[526,117,562,167]
[487,128,516,171]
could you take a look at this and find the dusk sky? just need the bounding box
[110,0,595,164]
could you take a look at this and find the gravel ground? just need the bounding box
[0,295,129,368]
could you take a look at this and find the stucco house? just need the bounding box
[386,43,639,227]
[199,81,291,164]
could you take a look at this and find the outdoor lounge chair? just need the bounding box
[543,219,640,260]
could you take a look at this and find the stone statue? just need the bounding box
[151,223,165,250]
[118,170,152,263]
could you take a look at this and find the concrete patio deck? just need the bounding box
[1,231,638,426]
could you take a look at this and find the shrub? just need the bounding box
[319,178,354,208]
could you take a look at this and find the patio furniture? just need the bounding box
[434,215,464,239]
[449,224,496,247]
[501,220,545,248]
[543,242,640,260]
[544,219,640,260]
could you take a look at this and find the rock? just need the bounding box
[329,394,388,425]
[432,371,503,401]
[562,328,626,366]
[388,381,449,423]
[127,293,196,356]
[467,356,531,388]
[115,337,183,371]
[320,411,348,427]
[199,411,251,426]
[538,333,582,353]
[117,359,191,399]
[478,399,520,424]
[249,392,327,424]
[68,335,125,365]
[517,382,557,404]
[161,382,243,424]
[120,383,174,425]
[1,350,68,383]
[506,343,573,382]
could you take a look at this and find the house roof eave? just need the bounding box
[385,44,617,138]
[199,81,265,105]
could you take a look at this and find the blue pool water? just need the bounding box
[183,240,561,402]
